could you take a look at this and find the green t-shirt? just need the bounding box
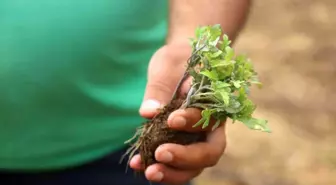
[0,0,168,170]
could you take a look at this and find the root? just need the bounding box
[120,98,187,172]
[124,125,144,145]
[119,125,143,172]
[119,123,155,173]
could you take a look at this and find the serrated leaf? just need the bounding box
[200,70,219,80]
[209,24,222,41]
[225,46,234,61]
[210,50,223,58]
[209,37,220,46]
[212,60,235,67]
[223,34,231,45]
[195,26,207,39]
[219,34,232,50]
[211,81,231,89]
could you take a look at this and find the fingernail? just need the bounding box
[172,116,186,127]
[141,100,161,112]
[152,172,164,181]
[160,151,173,162]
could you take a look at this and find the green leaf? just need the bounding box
[250,75,263,88]
[238,117,271,133]
[220,91,230,105]
[225,46,234,61]
[209,24,222,42]
[223,34,231,46]
[212,119,222,131]
[200,70,219,80]
[202,116,211,129]
[238,99,256,118]
[193,117,206,128]
[219,34,232,50]
[233,80,242,88]
[193,109,216,129]
[225,98,242,113]
[212,59,235,67]
[213,90,230,106]
[195,26,207,39]
[210,50,223,58]
[211,81,231,89]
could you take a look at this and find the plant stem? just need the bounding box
[191,96,219,104]
[180,86,196,109]
[193,85,213,96]
[193,92,215,97]
[199,75,205,90]
[190,103,224,109]
[170,45,206,102]
[171,71,189,101]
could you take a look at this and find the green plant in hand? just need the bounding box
[181,24,270,132]
[121,24,270,172]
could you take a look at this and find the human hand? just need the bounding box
[129,44,227,185]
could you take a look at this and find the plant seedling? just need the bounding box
[121,24,270,170]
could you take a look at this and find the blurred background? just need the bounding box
[194,0,336,185]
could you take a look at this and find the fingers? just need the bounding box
[129,124,226,170]
[140,77,193,119]
[144,163,202,184]
[155,124,226,169]
[129,154,143,171]
[139,46,190,119]
[129,123,226,183]
[129,153,203,184]
[168,108,226,132]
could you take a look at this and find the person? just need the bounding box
[0,0,251,184]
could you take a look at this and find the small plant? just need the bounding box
[121,24,270,169]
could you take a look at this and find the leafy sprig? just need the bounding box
[181,24,270,133]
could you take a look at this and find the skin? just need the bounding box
[130,0,252,184]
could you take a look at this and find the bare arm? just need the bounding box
[167,0,251,45]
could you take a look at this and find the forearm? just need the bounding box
[167,0,251,45]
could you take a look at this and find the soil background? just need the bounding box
[194,1,336,185]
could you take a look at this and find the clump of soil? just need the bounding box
[139,98,207,167]
[123,96,207,169]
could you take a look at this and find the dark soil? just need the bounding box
[138,98,207,168]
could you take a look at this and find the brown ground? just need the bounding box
[194,1,336,185]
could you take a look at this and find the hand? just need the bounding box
[129,44,227,185]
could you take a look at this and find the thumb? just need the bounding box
[139,45,191,119]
